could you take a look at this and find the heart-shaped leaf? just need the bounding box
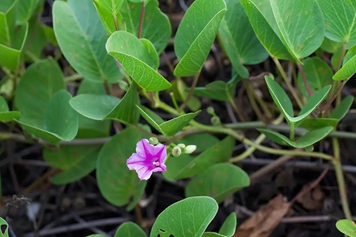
[297,57,333,98]
[16,0,42,24]
[219,213,237,237]
[53,0,122,82]
[150,196,218,237]
[193,75,240,101]
[96,127,147,210]
[258,126,333,148]
[185,163,250,203]
[218,0,268,78]
[137,105,200,136]
[163,136,235,180]
[120,0,171,53]
[174,0,227,76]
[336,219,356,237]
[317,0,356,49]
[114,222,147,237]
[106,31,171,91]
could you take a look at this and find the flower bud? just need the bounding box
[183,145,197,154]
[211,116,221,126]
[177,143,186,149]
[207,106,215,115]
[172,146,182,157]
[149,137,159,145]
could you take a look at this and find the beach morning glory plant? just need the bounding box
[126,139,167,180]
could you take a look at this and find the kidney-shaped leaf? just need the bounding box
[106,31,171,91]
[53,0,121,82]
[150,196,218,237]
[174,0,227,76]
[185,163,250,203]
[96,127,147,209]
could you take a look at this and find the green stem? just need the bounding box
[272,57,303,109]
[64,74,83,83]
[179,72,200,111]
[332,137,352,219]
[137,2,145,38]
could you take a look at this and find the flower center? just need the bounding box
[152,160,160,167]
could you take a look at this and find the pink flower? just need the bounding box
[126,139,167,180]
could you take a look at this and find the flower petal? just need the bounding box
[136,166,153,180]
[155,144,167,164]
[136,139,156,157]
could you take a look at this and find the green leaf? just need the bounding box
[76,80,111,138]
[0,96,21,122]
[120,0,171,53]
[264,75,294,121]
[295,85,331,125]
[93,0,123,34]
[42,25,58,46]
[16,90,78,144]
[150,196,218,237]
[193,75,240,101]
[202,233,225,237]
[44,146,101,184]
[333,44,356,80]
[269,0,324,62]
[218,0,268,78]
[170,79,201,111]
[164,136,235,180]
[185,163,250,203]
[0,23,29,71]
[177,133,219,153]
[240,0,291,60]
[336,219,356,237]
[219,213,237,237]
[299,118,338,131]
[71,83,140,125]
[137,105,200,136]
[53,0,122,82]
[174,0,227,76]
[16,0,42,24]
[0,0,16,45]
[258,126,333,148]
[0,217,9,237]
[317,0,356,49]
[297,57,333,98]
[106,31,171,91]
[330,95,354,120]
[24,17,47,62]
[96,127,147,209]
[140,38,159,70]
[114,222,147,237]
[320,37,343,53]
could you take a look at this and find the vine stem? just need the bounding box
[332,137,352,219]
[179,72,200,111]
[297,63,313,96]
[137,2,145,38]
[272,57,303,109]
